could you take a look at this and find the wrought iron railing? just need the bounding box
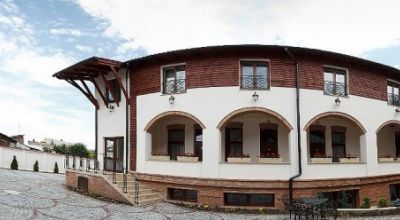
[324,81,346,96]
[134,180,140,204]
[163,79,186,94]
[122,168,127,193]
[388,93,400,106]
[240,75,268,90]
[72,156,76,170]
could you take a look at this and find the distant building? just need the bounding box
[28,138,72,151]
[0,133,17,148]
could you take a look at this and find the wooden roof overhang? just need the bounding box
[53,57,129,109]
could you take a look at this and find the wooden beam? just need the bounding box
[80,79,98,108]
[90,78,108,106]
[109,65,129,102]
[66,79,99,109]
[99,72,119,107]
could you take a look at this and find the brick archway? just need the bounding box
[144,111,206,132]
[376,120,400,134]
[216,107,293,130]
[304,111,366,133]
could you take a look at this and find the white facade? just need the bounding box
[135,86,400,180]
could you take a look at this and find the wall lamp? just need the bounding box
[396,108,400,113]
[169,95,175,104]
[335,97,341,107]
[252,91,259,102]
[108,104,115,112]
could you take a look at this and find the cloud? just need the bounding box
[49,27,83,36]
[76,0,400,56]
[75,44,92,52]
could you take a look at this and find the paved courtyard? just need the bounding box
[0,169,399,220]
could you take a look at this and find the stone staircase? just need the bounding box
[105,172,162,206]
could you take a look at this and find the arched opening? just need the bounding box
[305,112,366,163]
[145,111,205,162]
[218,107,292,163]
[376,120,400,162]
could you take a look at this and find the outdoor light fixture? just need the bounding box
[252,91,259,102]
[108,104,115,112]
[396,108,400,113]
[335,97,341,107]
[169,95,175,104]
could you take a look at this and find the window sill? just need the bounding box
[323,93,349,98]
[239,88,270,91]
[308,161,366,165]
[147,159,202,163]
[160,91,187,96]
[220,161,290,165]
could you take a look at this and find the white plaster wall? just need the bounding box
[0,146,65,173]
[136,86,400,180]
[377,126,399,157]
[95,69,129,170]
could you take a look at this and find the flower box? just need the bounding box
[379,157,395,162]
[310,158,332,163]
[177,156,199,162]
[339,157,359,163]
[258,157,283,163]
[150,155,170,161]
[227,157,251,163]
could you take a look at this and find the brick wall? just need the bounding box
[136,172,400,209]
[65,170,130,204]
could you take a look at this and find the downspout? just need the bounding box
[125,63,130,174]
[284,47,302,202]
[95,104,98,161]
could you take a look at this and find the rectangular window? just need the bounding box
[105,79,121,103]
[225,128,243,159]
[240,61,269,90]
[163,65,186,94]
[309,130,326,158]
[194,127,203,161]
[224,193,274,207]
[320,189,358,208]
[332,131,346,162]
[388,81,400,106]
[324,67,347,96]
[168,128,185,160]
[260,129,278,157]
[168,188,197,202]
[390,183,400,201]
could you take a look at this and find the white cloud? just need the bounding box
[75,44,92,52]
[49,27,83,36]
[76,0,400,56]
[395,65,400,69]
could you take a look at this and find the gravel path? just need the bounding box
[0,169,399,220]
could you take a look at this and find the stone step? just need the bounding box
[127,195,162,206]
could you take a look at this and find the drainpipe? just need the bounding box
[284,47,302,202]
[95,106,98,161]
[125,63,130,174]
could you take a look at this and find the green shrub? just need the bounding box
[10,156,18,170]
[377,197,389,208]
[54,162,59,173]
[360,197,370,208]
[33,160,39,172]
[391,198,400,207]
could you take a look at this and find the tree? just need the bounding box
[10,156,18,170]
[54,162,59,173]
[68,143,89,158]
[53,144,67,154]
[42,146,53,153]
[33,160,39,172]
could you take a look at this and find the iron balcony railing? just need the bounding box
[388,93,400,106]
[163,79,186,94]
[240,75,268,90]
[324,81,346,96]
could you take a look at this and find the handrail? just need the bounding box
[134,180,139,204]
[123,168,127,193]
[112,160,117,183]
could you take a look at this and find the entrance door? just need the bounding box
[104,137,124,172]
[332,132,346,162]
[260,129,278,157]
[168,129,185,160]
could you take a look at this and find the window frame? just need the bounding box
[168,188,198,203]
[260,128,278,157]
[323,66,349,97]
[239,59,270,90]
[161,63,186,94]
[387,79,400,106]
[225,127,243,160]
[105,78,121,103]
[167,125,185,160]
[224,192,275,207]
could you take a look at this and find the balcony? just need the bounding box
[324,81,346,96]
[240,75,269,90]
[163,79,186,94]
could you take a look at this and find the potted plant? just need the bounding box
[258,152,283,163]
[379,154,394,162]
[227,153,251,163]
[310,152,332,163]
[339,154,359,163]
[177,152,199,162]
[150,151,170,161]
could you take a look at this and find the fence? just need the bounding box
[0,146,66,173]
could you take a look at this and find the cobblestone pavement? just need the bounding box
[0,169,399,220]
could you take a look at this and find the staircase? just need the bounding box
[105,172,162,206]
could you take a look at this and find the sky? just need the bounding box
[0,0,400,149]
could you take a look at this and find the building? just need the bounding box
[28,138,72,151]
[54,45,400,209]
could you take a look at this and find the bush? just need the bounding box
[360,197,371,208]
[10,156,18,170]
[54,162,59,173]
[33,160,39,172]
[391,198,400,207]
[68,143,89,158]
[53,144,68,154]
[377,197,389,208]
